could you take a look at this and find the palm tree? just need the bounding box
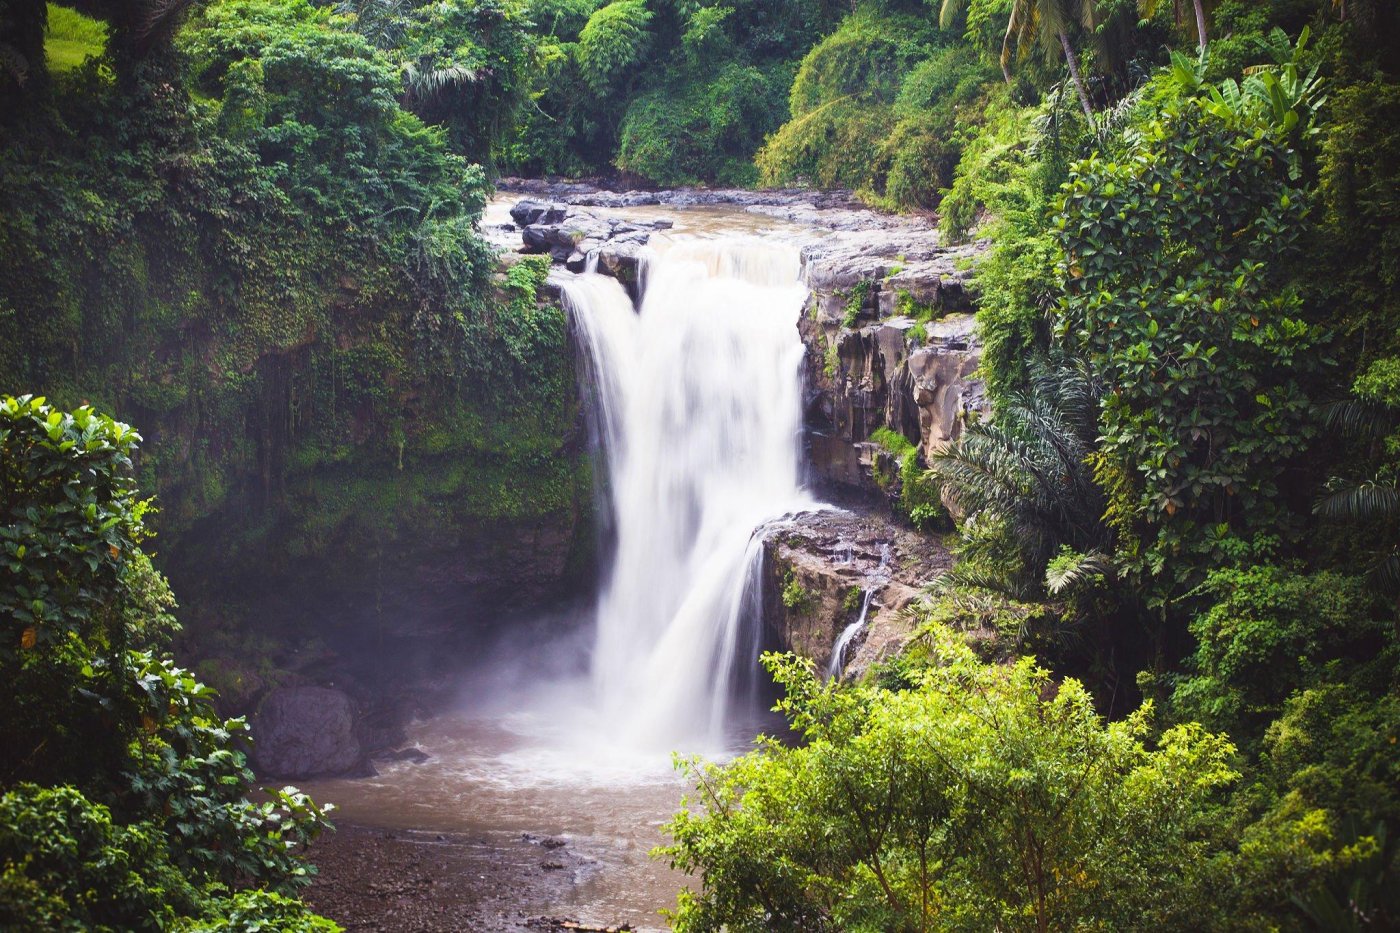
[932,360,1111,596]
[337,0,412,50]
[940,0,1099,128]
[1140,0,1209,52]
[1316,398,1400,617]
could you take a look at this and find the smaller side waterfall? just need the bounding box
[828,589,875,679]
[827,544,892,680]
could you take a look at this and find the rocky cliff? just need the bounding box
[500,181,991,510]
[756,510,951,681]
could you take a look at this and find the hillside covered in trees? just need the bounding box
[2,0,1398,928]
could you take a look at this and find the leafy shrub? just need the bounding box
[662,632,1240,931]
[779,568,810,612]
[1054,52,1322,580]
[397,0,538,168]
[933,362,1108,595]
[0,396,335,930]
[882,107,961,209]
[786,7,925,114]
[756,9,931,197]
[617,63,786,186]
[0,784,197,931]
[871,427,947,531]
[576,0,652,93]
[1171,565,1383,743]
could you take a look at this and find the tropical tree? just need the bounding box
[932,360,1110,597]
[940,0,1099,127]
[1050,48,1321,596]
[1140,0,1208,51]
[0,395,335,929]
[396,0,537,168]
[575,0,652,94]
[661,634,1240,932]
[1315,358,1400,615]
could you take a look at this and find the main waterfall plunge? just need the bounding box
[562,238,813,750]
[298,228,829,933]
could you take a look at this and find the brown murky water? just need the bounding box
[301,664,778,931]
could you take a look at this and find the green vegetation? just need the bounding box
[651,2,1400,930]
[1,396,334,930]
[664,639,1239,931]
[43,3,105,71]
[780,568,811,613]
[1,0,590,651]
[840,279,873,328]
[871,427,947,531]
[4,0,1400,928]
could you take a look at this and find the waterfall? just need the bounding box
[827,543,892,680]
[828,590,875,680]
[562,238,811,750]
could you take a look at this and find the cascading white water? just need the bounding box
[562,237,811,750]
[828,590,874,679]
[827,543,892,680]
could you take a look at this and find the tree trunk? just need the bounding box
[1193,0,1208,50]
[1058,30,1097,132]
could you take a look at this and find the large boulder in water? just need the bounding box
[509,199,567,227]
[253,686,362,778]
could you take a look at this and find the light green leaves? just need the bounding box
[575,0,652,93]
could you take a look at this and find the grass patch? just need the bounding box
[45,4,106,73]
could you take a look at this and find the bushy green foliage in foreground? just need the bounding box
[0,395,335,929]
[663,635,1240,931]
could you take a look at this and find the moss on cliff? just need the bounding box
[1,13,591,647]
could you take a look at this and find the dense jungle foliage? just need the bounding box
[659,2,1400,931]
[0,0,592,666]
[0,396,336,929]
[1,0,1398,927]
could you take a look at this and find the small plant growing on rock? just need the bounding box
[781,569,812,613]
[841,279,874,328]
[871,427,948,531]
[896,288,942,327]
[823,338,841,379]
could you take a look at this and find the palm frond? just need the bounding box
[1315,482,1399,522]
[934,356,1112,594]
[1320,398,1397,442]
[403,62,485,102]
[939,0,967,29]
[1045,549,1112,595]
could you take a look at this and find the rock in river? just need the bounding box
[253,685,363,778]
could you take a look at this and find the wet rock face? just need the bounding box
[509,199,568,227]
[253,685,363,778]
[758,510,951,681]
[516,207,672,273]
